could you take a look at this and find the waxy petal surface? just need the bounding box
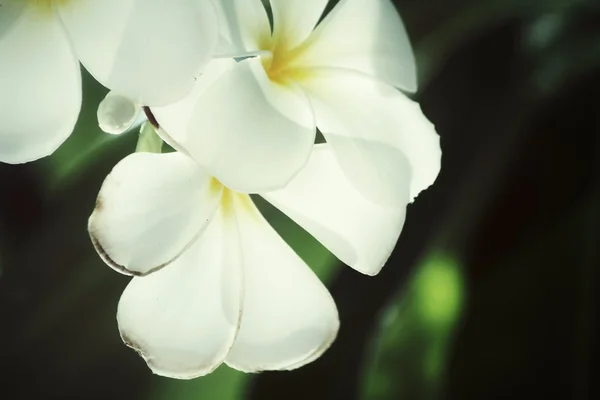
[225,196,339,371]
[59,0,218,106]
[264,144,407,275]
[155,58,315,193]
[117,208,243,378]
[0,7,81,163]
[302,69,440,203]
[270,0,329,50]
[298,0,417,92]
[89,152,221,276]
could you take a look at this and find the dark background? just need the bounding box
[1,0,598,399]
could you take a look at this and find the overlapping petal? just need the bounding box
[326,134,415,206]
[263,144,407,276]
[301,68,440,202]
[209,0,243,55]
[154,58,315,193]
[0,7,81,163]
[117,208,243,379]
[209,0,269,54]
[297,0,417,92]
[234,0,271,50]
[88,152,222,276]
[270,0,329,49]
[225,195,339,371]
[152,59,236,146]
[58,0,218,106]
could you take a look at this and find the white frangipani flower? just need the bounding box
[0,0,218,163]
[153,0,441,204]
[88,143,408,377]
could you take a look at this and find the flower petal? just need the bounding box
[97,91,141,135]
[0,7,81,163]
[236,0,271,50]
[210,0,270,54]
[117,208,243,379]
[301,69,441,203]
[225,195,339,371]
[209,0,244,55]
[58,0,218,106]
[154,58,315,193]
[88,152,221,276]
[270,0,328,50]
[263,144,407,276]
[298,0,417,92]
[152,58,236,144]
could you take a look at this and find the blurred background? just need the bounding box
[1,0,598,398]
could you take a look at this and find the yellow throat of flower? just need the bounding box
[259,36,312,85]
[27,0,71,13]
[210,178,255,219]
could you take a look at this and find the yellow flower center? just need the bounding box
[259,35,312,85]
[210,178,255,218]
[27,0,71,13]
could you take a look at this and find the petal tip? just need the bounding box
[121,331,148,359]
[284,312,341,372]
[350,251,392,277]
[88,228,136,277]
[121,330,222,380]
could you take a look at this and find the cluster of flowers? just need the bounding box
[1,0,441,378]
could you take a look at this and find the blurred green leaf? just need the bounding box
[148,366,247,400]
[362,251,465,400]
[135,122,163,154]
[414,0,579,87]
[46,70,131,189]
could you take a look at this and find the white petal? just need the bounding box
[152,59,236,143]
[209,0,270,54]
[324,133,412,207]
[298,0,417,92]
[263,144,406,275]
[270,0,328,50]
[209,0,244,56]
[235,0,271,50]
[0,7,81,163]
[97,91,141,135]
[154,58,315,193]
[58,0,219,106]
[88,152,221,276]
[301,69,441,203]
[117,208,243,379]
[225,195,339,371]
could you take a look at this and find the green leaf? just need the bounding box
[361,251,465,400]
[147,366,247,400]
[135,122,164,154]
[46,70,133,190]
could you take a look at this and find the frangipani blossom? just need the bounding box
[88,143,408,378]
[153,0,441,204]
[0,0,218,163]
